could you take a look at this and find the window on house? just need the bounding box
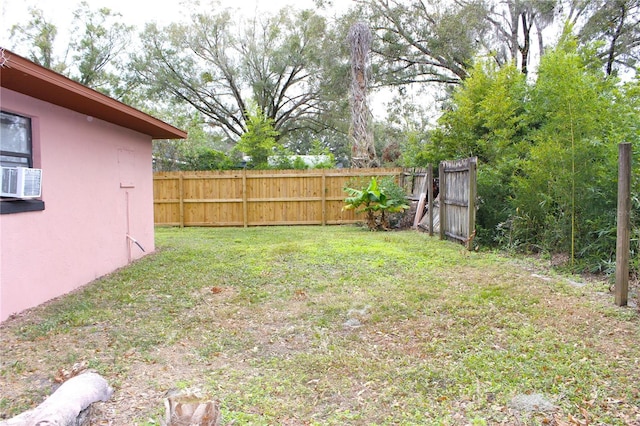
[0,110,44,214]
[1,111,33,168]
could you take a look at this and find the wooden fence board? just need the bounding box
[153,165,477,240]
[439,157,477,247]
[153,168,404,227]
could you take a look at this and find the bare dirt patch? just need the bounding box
[1,227,638,425]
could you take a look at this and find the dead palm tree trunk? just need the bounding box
[348,22,378,168]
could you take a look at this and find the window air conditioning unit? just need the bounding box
[1,167,42,198]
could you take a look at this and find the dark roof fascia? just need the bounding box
[0,48,187,140]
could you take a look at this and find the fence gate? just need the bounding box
[439,157,477,247]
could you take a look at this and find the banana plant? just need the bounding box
[344,177,409,230]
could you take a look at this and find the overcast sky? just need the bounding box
[0,0,347,47]
[0,0,409,120]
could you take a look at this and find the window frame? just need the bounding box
[0,110,34,168]
[0,110,44,214]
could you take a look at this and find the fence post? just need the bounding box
[615,143,631,306]
[321,169,327,226]
[467,158,477,250]
[439,163,445,240]
[178,173,184,228]
[399,169,407,193]
[242,169,248,228]
[426,164,433,236]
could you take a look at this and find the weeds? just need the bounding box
[0,226,638,424]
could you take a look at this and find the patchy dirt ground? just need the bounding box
[2,275,638,425]
[1,227,639,425]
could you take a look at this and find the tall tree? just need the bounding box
[576,0,640,76]
[483,0,557,75]
[132,7,331,142]
[348,22,378,168]
[8,3,133,96]
[9,7,62,71]
[68,1,134,91]
[356,0,489,86]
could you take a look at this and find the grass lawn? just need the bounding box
[0,226,638,425]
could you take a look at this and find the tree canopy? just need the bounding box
[131,8,334,143]
[356,0,488,86]
[9,1,133,96]
[427,33,639,270]
[4,0,640,272]
[576,0,640,76]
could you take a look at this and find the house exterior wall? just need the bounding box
[0,88,155,321]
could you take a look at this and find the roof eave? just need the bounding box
[0,49,187,140]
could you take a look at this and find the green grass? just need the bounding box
[0,226,638,425]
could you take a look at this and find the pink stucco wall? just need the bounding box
[0,88,155,321]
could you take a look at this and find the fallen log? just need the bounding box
[0,372,113,426]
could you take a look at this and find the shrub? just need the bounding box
[183,148,236,170]
[343,176,409,231]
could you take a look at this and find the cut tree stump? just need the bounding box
[0,372,113,426]
[162,392,221,426]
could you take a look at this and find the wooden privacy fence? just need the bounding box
[153,161,477,246]
[153,168,403,227]
[403,158,478,246]
[439,157,477,245]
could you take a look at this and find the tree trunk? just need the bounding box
[605,3,627,76]
[348,22,378,168]
[0,372,113,426]
[519,12,531,76]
